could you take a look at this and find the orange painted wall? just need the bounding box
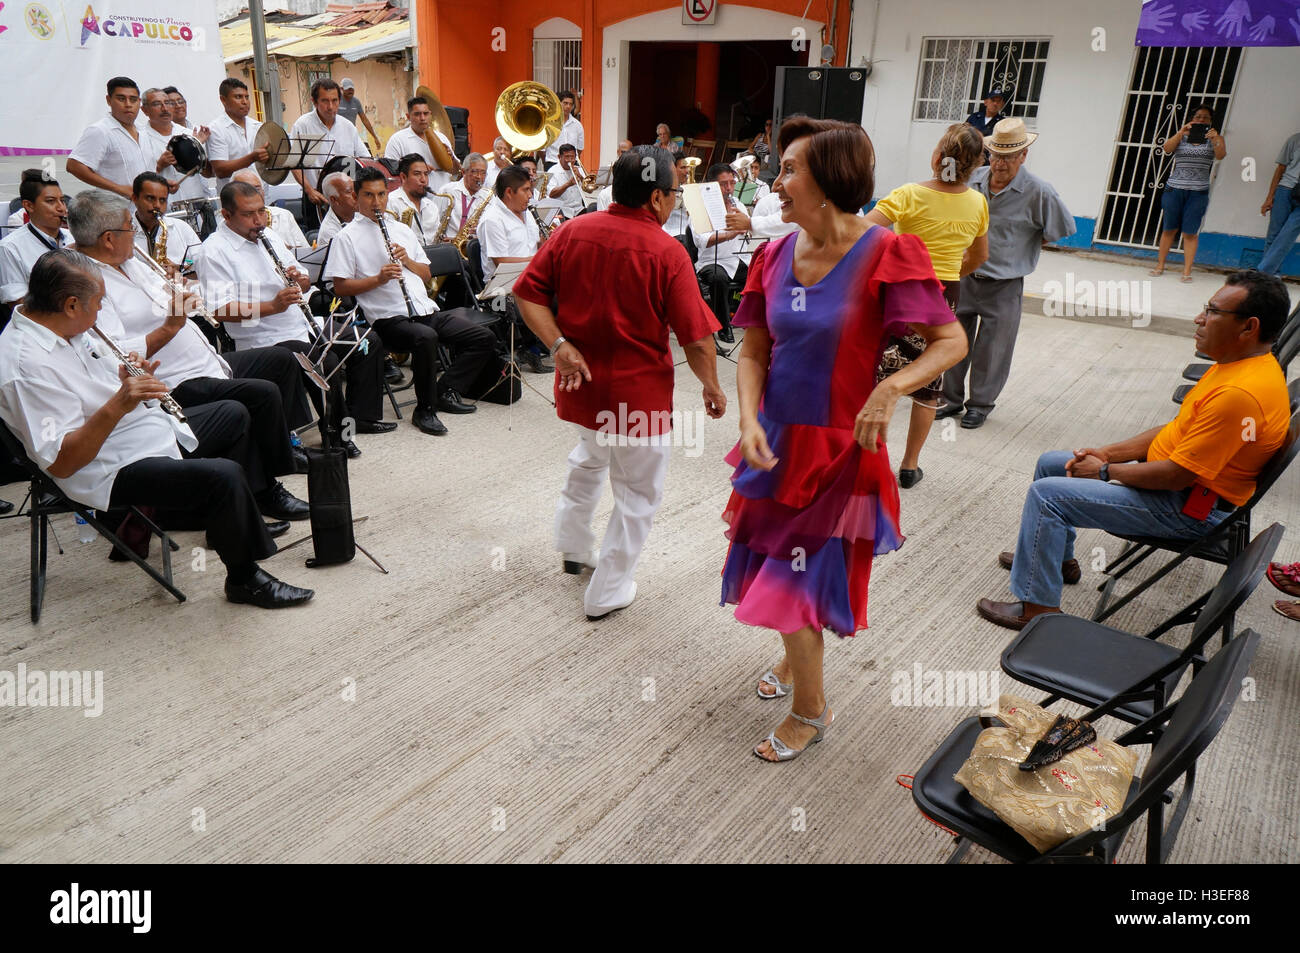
[416,0,852,160]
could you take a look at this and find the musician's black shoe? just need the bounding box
[437,389,476,414]
[354,419,397,434]
[413,407,448,435]
[256,482,310,521]
[265,520,291,538]
[384,357,404,384]
[0,498,13,516]
[342,439,362,458]
[718,327,735,344]
[291,447,310,474]
[225,567,315,609]
[517,349,554,373]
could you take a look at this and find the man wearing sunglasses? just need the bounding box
[977,269,1292,630]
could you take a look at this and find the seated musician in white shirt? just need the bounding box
[384,95,460,195]
[445,154,492,237]
[0,172,72,309]
[477,165,553,375]
[519,156,541,208]
[0,249,314,608]
[69,189,310,519]
[547,144,588,219]
[595,140,633,212]
[386,154,452,246]
[130,173,201,276]
[484,137,514,193]
[326,168,497,437]
[198,181,390,456]
[315,172,357,248]
[692,164,749,345]
[230,169,309,249]
[661,155,692,238]
[290,78,371,232]
[66,77,152,200]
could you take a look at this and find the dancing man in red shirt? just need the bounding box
[515,145,727,620]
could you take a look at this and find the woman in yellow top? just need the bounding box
[866,124,989,488]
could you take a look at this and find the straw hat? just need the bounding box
[985,117,1037,154]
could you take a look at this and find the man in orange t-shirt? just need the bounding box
[977,270,1292,630]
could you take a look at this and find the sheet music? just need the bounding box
[476,260,530,300]
[682,182,729,235]
[294,243,330,283]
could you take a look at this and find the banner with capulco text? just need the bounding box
[0,1,226,154]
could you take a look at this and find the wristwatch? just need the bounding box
[549,335,568,357]
[1099,463,1110,482]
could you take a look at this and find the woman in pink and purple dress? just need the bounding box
[721,118,967,763]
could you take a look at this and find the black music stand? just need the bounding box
[475,261,553,413]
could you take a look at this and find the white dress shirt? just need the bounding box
[477,200,539,281]
[384,127,458,194]
[544,114,584,166]
[484,159,512,193]
[444,179,492,235]
[95,257,231,390]
[69,117,152,191]
[205,112,263,190]
[387,188,450,245]
[268,205,309,249]
[748,191,798,239]
[291,109,370,192]
[6,209,28,228]
[693,215,746,279]
[132,213,202,268]
[0,311,197,510]
[546,163,586,219]
[141,121,209,203]
[324,215,434,321]
[596,185,614,212]
[0,224,73,303]
[315,208,350,247]
[662,203,690,238]
[197,223,309,349]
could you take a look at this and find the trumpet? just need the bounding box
[375,211,418,320]
[90,324,187,422]
[681,156,701,184]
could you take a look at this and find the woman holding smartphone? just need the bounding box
[1151,103,1227,282]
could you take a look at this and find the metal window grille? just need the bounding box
[1095,45,1241,251]
[533,39,582,96]
[913,37,1050,126]
[301,62,333,110]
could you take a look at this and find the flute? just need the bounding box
[90,325,187,422]
[375,211,418,320]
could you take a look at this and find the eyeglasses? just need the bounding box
[98,227,134,239]
[1201,303,1245,317]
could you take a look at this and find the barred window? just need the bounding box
[533,39,582,98]
[913,37,1050,127]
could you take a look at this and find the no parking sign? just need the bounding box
[683,0,717,25]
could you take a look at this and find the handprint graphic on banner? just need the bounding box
[1138,0,1300,45]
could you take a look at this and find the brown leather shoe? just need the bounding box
[1267,563,1300,598]
[997,550,1081,584]
[976,598,1061,631]
[1272,600,1300,621]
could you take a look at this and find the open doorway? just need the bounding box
[625,40,804,150]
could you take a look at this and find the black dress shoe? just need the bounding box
[718,326,735,344]
[384,357,404,384]
[518,349,554,373]
[960,409,988,429]
[291,446,310,474]
[413,408,448,435]
[898,467,923,489]
[225,567,315,609]
[354,419,397,434]
[256,481,310,521]
[0,498,13,515]
[265,519,291,538]
[437,389,476,414]
[935,403,963,420]
[342,439,362,458]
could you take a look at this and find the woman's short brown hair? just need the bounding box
[776,116,875,213]
[936,123,985,183]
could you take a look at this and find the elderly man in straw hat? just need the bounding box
[938,117,1075,429]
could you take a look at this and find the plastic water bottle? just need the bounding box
[76,513,95,544]
[290,431,303,448]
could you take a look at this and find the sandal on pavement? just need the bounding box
[756,669,792,699]
[753,701,834,763]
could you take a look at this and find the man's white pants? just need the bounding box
[554,425,672,616]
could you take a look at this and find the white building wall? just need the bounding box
[849,0,1300,246]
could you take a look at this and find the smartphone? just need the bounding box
[1188,123,1209,144]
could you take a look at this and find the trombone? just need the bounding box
[571,158,599,194]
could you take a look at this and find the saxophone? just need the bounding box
[429,192,455,243]
[152,216,170,268]
[450,194,492,260]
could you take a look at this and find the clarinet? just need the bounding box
[90,325,187,422]
[529,206,551,242]
[259,234,323,339]
[375,211,417,320]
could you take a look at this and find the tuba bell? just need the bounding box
[414,85,459,174]
[495,82,564,159]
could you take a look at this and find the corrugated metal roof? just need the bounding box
[222,9,409,64]
[278,18,409,60]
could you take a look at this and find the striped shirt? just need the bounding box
[1167,139,1216,191]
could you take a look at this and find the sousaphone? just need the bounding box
[414,85,458,173]
[495,81,563,157]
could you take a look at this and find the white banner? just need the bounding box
[0,1,226,155]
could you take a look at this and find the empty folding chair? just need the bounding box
[908,629,1260,863]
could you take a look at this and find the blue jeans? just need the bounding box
[1009,451,1230,607]
[1259,184,1300,275]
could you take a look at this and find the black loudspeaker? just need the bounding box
[445,106,470,159]
[823,67,868,123]
[770,66,869,176]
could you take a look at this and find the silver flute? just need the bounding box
[90,325,187,422]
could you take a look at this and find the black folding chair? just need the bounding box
[1003,523,1279,728]
[1093,410,1300,623]
[0,423,184,623]
[1180,300,1300,385]
[1173,374,1300,409]
[909,629,1260,864]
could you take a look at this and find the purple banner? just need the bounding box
[1137,0,1300,46]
